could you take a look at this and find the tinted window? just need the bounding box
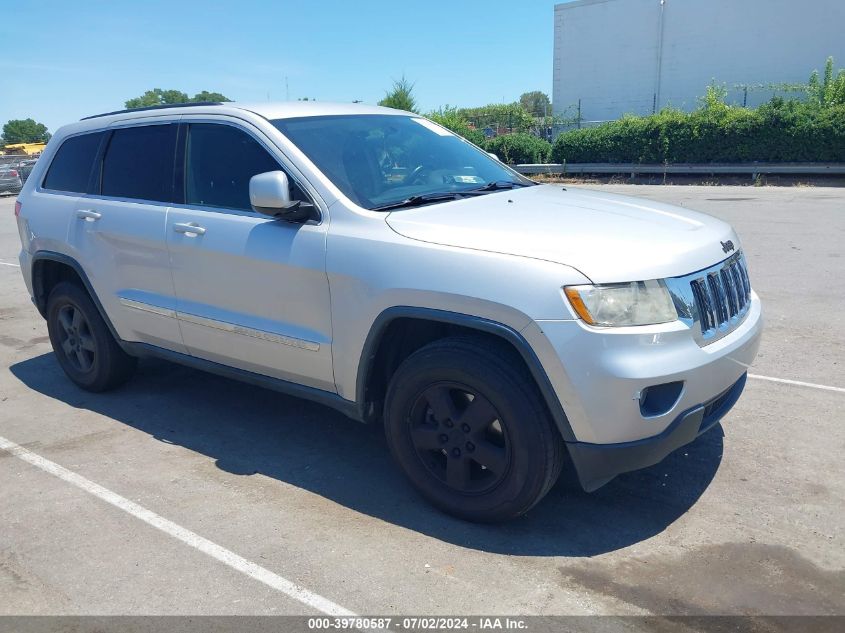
[43,132,104,193]
[102,124,177,202]
[185,123,303,211]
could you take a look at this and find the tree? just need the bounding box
[378,76,418,113]
[456,103,535,133]
[807,57,845,107]
[125,89,187,108]
[124,88,231,109]
[519,91,551,117]
[2,119,51,144]
[427,107,486,145]
[192,90,231,103]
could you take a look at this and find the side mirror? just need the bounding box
[249,171,315,222]
[487,152,501,162]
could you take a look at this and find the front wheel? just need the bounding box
[384,337,564,522]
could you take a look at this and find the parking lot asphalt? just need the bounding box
[0,186,843,617]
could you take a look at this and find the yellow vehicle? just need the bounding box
[2,142,46,156]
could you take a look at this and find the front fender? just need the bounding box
[353,306,578,442]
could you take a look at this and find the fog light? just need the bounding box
[639,381,684,417]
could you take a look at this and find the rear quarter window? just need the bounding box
[42,132,105,193]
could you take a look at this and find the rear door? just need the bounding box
[29,131,105,270]
[67,120,185,352]
[166,118,333,391]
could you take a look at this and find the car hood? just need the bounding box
[385,184,740,283]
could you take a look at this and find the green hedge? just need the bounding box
[552,99,845,164]
[485,133,552,164]
[427,111,487,146]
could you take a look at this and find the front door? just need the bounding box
[166,120,334,392]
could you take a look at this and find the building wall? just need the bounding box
[553,0,845,124]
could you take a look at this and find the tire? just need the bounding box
[384,337,565,522]
[46,282,137,392]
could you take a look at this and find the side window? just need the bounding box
[102,124,177,202]
[42,131,104,193]
[185,123,305,212]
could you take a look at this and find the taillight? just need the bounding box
[9,170,18,177]
[14,201,21,217]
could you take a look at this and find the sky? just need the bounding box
[0,0,569,134]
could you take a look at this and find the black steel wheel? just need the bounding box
[384,337,565,522]
[46,282,137,392]
[409,382,511,494]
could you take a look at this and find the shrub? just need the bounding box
[455,103,535,134]
[552,60,845,164]
[427,108,486,146]
[551,99,845,164]
[485,133,552,164]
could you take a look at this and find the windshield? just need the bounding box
[272,114,532,210]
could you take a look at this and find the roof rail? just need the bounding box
[80,102,226,121]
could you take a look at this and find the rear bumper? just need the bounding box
[18,247,34,299]
[567,373,746,491]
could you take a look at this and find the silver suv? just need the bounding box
[14,102,762,522]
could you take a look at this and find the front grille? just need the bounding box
[689,254,751,342]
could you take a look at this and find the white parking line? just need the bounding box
[0,261,20,267]
[0,435,357,617]
[748,373,845,394]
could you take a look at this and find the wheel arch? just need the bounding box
[356,306,576,442]
[31,251,124,346]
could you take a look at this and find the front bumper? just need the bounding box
[522,291,762,490]
[568,373,746,491]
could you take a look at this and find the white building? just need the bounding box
[553,0,845,125]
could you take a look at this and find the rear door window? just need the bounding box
[101,124,177,202]
[42,131,104,193]
[185,123,305,211]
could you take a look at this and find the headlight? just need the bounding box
[564,280,677,327]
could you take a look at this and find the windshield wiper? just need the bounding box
[371,181,535,211]
[470,180,535,192]
[371,192,470,211]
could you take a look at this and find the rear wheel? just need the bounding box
[46,282,137,391]
[384,337,564,522]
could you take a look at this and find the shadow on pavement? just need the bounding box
[10,352,724,557]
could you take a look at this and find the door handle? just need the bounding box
[173,222,207,236]
[76,209,101,221]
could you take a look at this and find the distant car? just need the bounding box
[0,164,23,194]
[18,160,37,185]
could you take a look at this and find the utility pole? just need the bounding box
[285,76,290,101]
